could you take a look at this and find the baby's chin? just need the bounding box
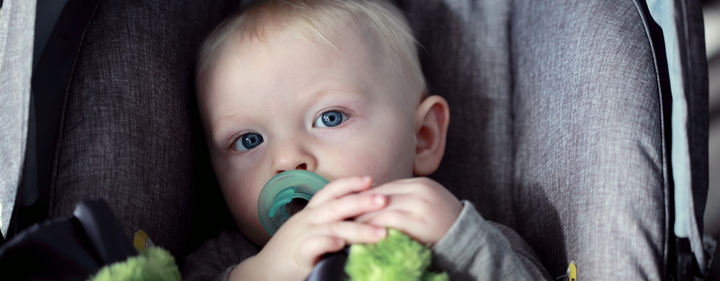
[241,222,272,247]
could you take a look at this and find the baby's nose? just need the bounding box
[276,163,308,175]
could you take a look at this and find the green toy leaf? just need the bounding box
[345,228,448,281]
[88,247,180,281]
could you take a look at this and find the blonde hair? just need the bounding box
[197,0,426,96]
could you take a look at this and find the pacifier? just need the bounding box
[258,170,329,235]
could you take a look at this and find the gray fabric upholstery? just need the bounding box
[399,0,667,279]
[0,0,34,238]
[511,0,665,279]
[47,0,239,259]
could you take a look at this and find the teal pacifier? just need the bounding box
[258,170,329,235]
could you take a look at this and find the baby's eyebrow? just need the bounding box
[306,87,360,101]
[211,113,250,143]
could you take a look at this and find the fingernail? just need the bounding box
[363,176,371,182]
[376,227,387,238]
[373,195,385,205]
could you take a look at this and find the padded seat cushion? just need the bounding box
[399,0,667,278]
[47,0,240,260]
[45,0,685,279]
[511,0,665,278]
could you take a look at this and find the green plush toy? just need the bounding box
[85,230,444,281]
[345,228,448,281]
[88,247,180,281]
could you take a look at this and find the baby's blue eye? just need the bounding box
[234,133,264,151]
[314,111,347,128]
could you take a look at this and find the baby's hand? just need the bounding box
[236,177,388,281]
[354,177,462,245]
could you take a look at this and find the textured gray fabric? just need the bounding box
[512,0,666,279]
[395,0,516,229]
[47,0,240,258]
[430,201,551,280]
[182,201,551,281]
[486,221,550,280]
[216,267,234,281]
[183,230,259,281]
[399,0,667,278]
[0,0,34,238]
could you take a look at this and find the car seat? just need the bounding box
[0,0,710,279]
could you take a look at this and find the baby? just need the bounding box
[185,0,550,280]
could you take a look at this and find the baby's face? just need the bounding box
[199,28,422,246]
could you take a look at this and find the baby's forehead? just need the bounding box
[203,32,420,115]
[209,25,390,85]
[197,0,426,104]
[209,28,396,91]
[231,19,384,61]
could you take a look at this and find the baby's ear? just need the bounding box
[412,95,450,176]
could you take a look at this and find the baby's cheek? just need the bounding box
[220,179,255,219]
[346,147,407,184]
[223,189,246,220]
[374,137,415,178]
[229,189,271,245]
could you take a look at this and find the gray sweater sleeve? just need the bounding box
[182,230,259,281]
[430,201,552,281]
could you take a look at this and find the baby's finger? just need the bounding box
[323,221,387,244]
[354,194,426,223]
[296,222,387,268]
[359,180,420,196]
[361,211,429,243]
[306,176,372,208]
[297,236,346,267]
[307,193,386,224]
